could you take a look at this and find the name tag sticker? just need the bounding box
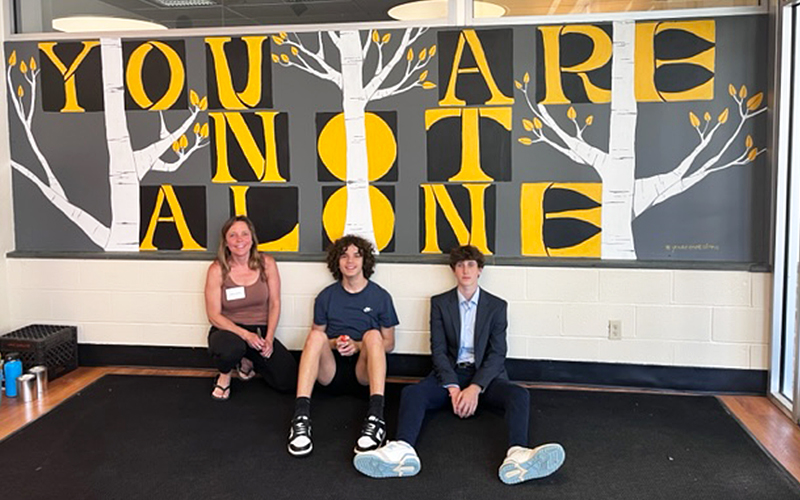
[226,286,246,301]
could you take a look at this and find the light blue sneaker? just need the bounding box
[498,443,565,485]
[353,440,421,478]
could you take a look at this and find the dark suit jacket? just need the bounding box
[429,287,509,389]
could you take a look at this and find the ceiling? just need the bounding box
[18,0,764,32]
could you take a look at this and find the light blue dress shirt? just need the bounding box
[456,287,480,365]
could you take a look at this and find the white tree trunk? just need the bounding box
[101,38,140,251]
[600,21,637,260]
[338,30,378,250]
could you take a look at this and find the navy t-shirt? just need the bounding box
[313,281,399,340]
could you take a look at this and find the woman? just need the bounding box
[205,215,297,400]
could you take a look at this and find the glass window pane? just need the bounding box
[13,0,449,34]
[474,0,763,18]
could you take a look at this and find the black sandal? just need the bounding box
[237,362,255,381]
[211,375,231,401]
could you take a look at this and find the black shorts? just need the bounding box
[318,351,367,397]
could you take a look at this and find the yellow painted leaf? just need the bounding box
[17,85,23,97]
[19,61,27,74]
[281,54,290,63]
[372,30,379,43]
[739,85,747,99]
[515,80,522,90]
[747,92,763,111]
[179,134,188,149]
[201,123,209,138]
[419,48,427,61]
[190,90,199,107]
[522,119,533,132]
[419,70,428,82]
[172,141,180,153]
[421,81,436,90]
[272,35,284,46]
[407,48,413,61]
[704,112,711,122]
[199,96,208,111]
[533,117,543,129]
[8,50,16,67]
[523,72,530,84]
[748,148,758,161]
[382,33,391,44]
[429,45,436,57]
[745,135,753,149]
[280,32,287,40]
[193,123,201,134]
[586,115,594,126]
[272,54,279,63]
[718,108,729,124]
[567,107,577,120]
[689,112,700,128]
[518,137,533,146]
[729,84,736,96]
[29,58,36,71]
[291,47,298,56]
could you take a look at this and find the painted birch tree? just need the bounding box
[272,28,436,250]
[516,20,766,259]
[7,38,209,251]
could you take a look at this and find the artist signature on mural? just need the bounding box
[665,244,720,251]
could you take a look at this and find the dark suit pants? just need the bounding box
[208,325,298,393]
[395,367,530,449]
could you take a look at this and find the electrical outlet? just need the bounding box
[608,320,622,340]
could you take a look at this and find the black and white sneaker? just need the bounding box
[355,415,387,453]
[288,415,313,457]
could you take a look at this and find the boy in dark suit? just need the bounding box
[353,245,565,485]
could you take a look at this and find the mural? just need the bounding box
[6,16,770,263]
[8,40,208,251]
[517,20,765,259]
[273,28,435,252]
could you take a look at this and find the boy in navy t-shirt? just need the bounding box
[288,235,399,457]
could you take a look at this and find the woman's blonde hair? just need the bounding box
[216,215,265,281]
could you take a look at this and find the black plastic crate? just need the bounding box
[0,325,78,380]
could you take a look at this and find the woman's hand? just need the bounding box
[246,331,265,351]
[260,337,274,358]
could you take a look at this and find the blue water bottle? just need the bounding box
[4,353,23,398]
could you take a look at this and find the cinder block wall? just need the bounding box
[5,259,771,371]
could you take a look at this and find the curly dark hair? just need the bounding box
[326,235,376,280]
[448,245,485,270]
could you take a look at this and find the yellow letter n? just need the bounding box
[421,184,493,255]
[210,111,288,183]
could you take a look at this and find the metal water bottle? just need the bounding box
[4,353,23,397]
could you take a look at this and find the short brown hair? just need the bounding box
[448,245,485,270]
[326,235,376,280]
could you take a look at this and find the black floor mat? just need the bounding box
[0,375,798,500]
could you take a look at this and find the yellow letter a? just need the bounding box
[140,185,205,251]
[439,30,513,107]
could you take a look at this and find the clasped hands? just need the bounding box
[245,331,273,358]
[448,384,481,418]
